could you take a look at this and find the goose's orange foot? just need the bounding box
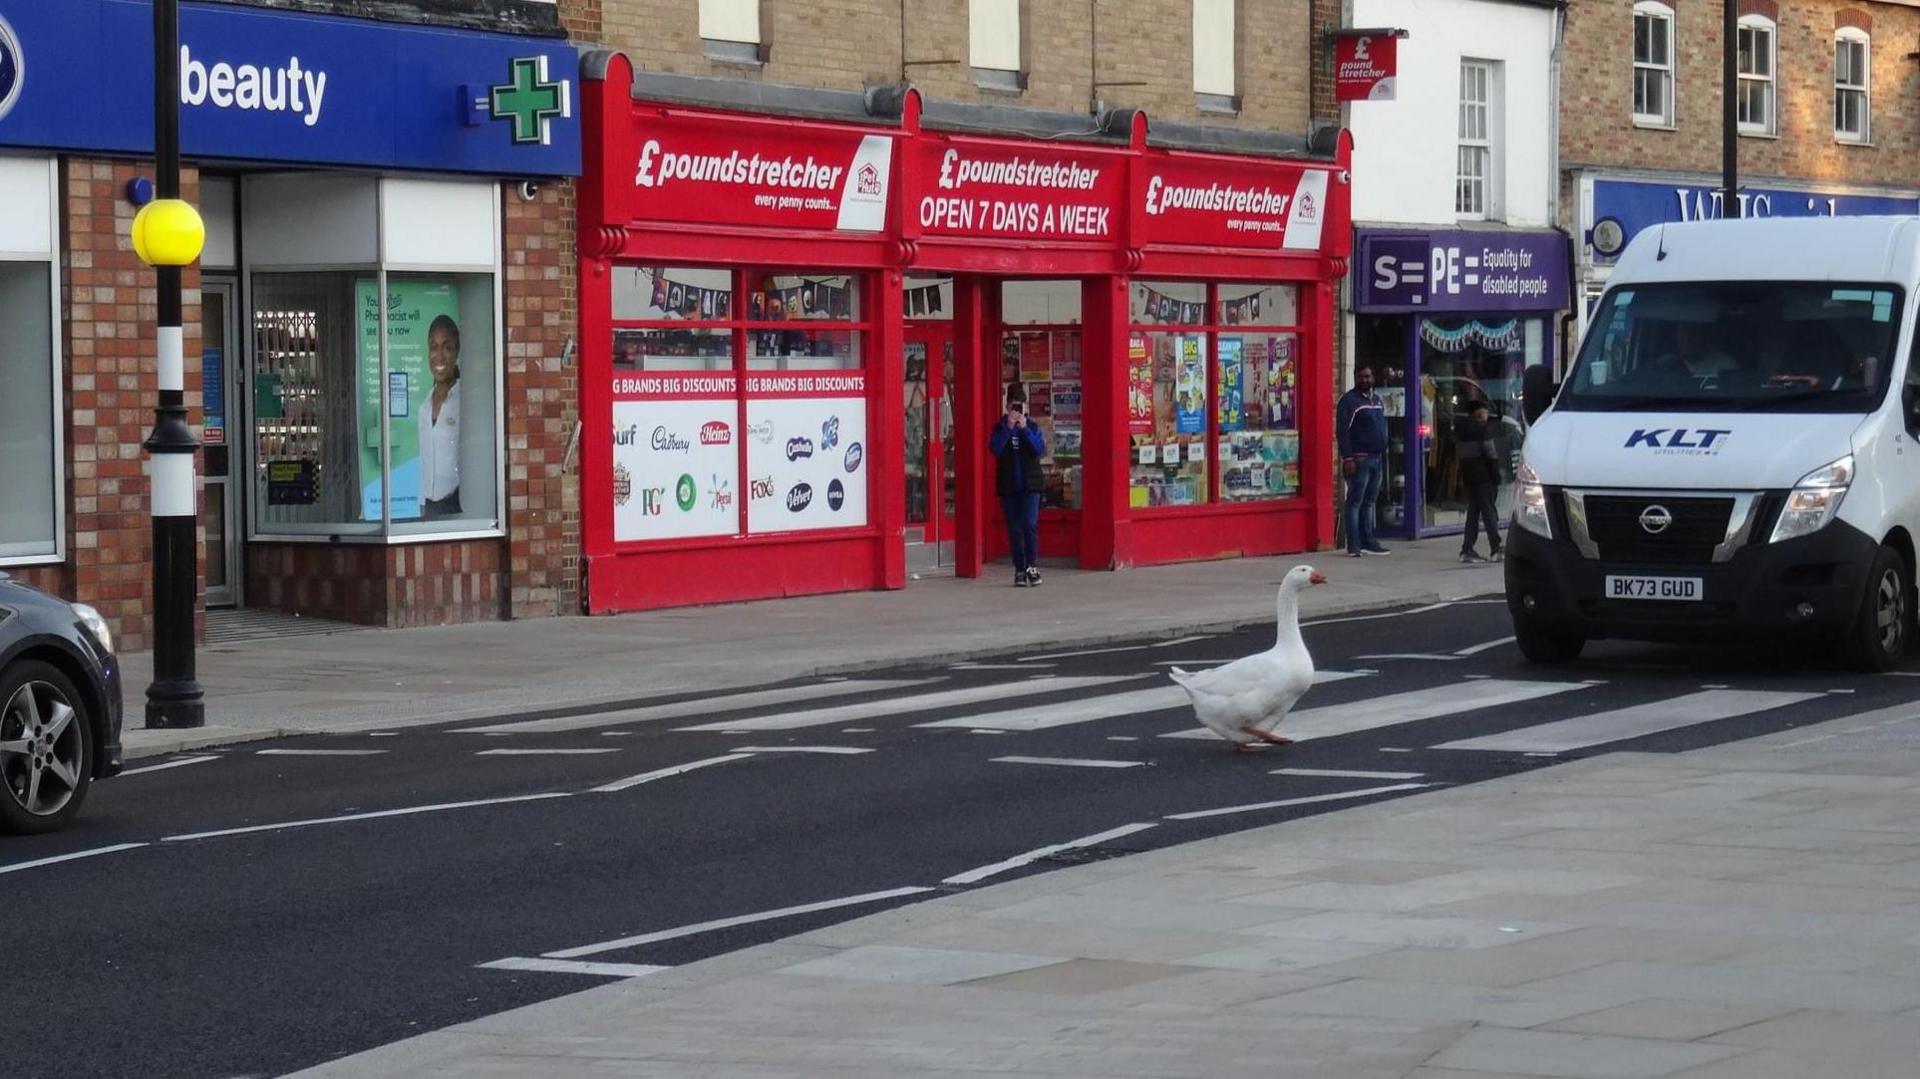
[1242,726,1293,746]
[1234,741,1268,753]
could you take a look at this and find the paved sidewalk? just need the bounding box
[120,539,1499,758]
[293,705,1920,1079]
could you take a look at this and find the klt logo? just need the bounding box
[1624,428,1731,451]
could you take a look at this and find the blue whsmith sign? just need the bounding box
[0,0,580,177]
[1586,177,1918,264]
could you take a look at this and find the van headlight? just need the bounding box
[1769,455,1853,544]
[72,602,114,655]
[1513,462,1552,539]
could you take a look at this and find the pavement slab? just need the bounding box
[1423,1028,1744,1078]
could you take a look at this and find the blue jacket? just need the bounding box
[1337,388,1388,458]
[989,418,1047,495]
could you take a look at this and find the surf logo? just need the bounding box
[786,483,814,512]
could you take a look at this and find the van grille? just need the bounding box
[1582,495,1734,564]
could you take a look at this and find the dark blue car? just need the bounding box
[0,572,123,834]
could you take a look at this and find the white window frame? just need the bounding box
[1835,27,1870,143]
[1632,2,1675,127]
[1192,0,1237,103]
[698,0,759,45]
[0,157,64,567]
[970,0,1024,90]
[1737,15,1777,136]
[1457,59,1497,220]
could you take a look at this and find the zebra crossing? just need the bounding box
[442,652,1860,760]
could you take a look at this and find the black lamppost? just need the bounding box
[1723,0,1738,217]
[136,0,207,729]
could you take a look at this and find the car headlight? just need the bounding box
[72,602,114,655]
[1513,461,1552,539]
[1769,455,1853,544]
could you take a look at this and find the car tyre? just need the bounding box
[1514,618,1585,664]
[0,660,94,835]
[1844,546,1908,673]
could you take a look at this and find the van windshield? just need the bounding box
[1560,282,1902,413]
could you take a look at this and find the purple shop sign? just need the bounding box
[1354,229,1570,314]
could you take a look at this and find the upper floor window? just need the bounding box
[699,0,762,63]
[1632,2,1675,126]
[1738,15,1777,136]
[1835,28,1870,142]
[1193,0,1237,109]
[970,0,1025,92]
[1457,59,1499,220]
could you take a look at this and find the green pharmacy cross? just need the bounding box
[489,56,571,146]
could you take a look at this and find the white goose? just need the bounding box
[1168,564,1326,751]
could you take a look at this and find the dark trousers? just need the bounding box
[1001,492,1040,573]
[1463,481,1502,555]
[424,491,462,519]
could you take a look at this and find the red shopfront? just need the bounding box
[579,53,1352,613]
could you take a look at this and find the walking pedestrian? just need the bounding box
[990,388,1047,586]
[1337,367,1390,557]
[1455,399,1504,562]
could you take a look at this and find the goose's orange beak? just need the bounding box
[1308,571,1328,585]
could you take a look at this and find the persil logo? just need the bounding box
[635,139,845,192]
[1624,428,1731,455]
[699,421,732,445]
[937,148,1100,191]
[1144,175,1291,218]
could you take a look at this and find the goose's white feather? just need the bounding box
[1169,565,1318,745]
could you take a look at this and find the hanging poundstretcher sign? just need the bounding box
[621,109,894,233]
[1137,153,1336,252]
[910,134,1127,242]
[1333,31,1398,103]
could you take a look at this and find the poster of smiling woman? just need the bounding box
[357,278,462,521]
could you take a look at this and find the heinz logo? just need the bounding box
[786,437,815,461]
[1624,428,1732,452]
[786,483,814,512]
[699,421,732,445]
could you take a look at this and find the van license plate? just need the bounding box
[1605,575,1702,601]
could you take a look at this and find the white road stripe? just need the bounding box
[478,957,668,978]
[1019,645,1153,662]
[459,678,940,735]
[545,886,936,958]
[943,822,1157,885]
[592,754,752,793]
[731,746,873,755]
[1161,679,1589,742]
[1432,689,1825,754]
[1354,653,1463,662]
[1165,783,1430,821]
[1271,768,1424,780]
[1454,635,1517,656]
[1304,602,1452,627]
[162,792,573,842]
[0,843,148,876]
[119,755,220,777]
[256,749,389,757]
[1154,635,1213,647]
[680,675,1139,732]
[476,748,621,756]
[991,756,1145,770]
[951,663,1052,670]
[926,671,1367,733]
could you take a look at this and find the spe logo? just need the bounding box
[827,479,846,511]
[786,483,814,512]
[786,436,815,462]
[0,15,23,122]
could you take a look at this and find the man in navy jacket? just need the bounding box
[990,391,1048,586]
[1336,367,1390,557]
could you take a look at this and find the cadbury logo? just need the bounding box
[651,426,691,453]
[786,483,814,512]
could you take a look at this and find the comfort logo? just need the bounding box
[699,421,732,445]
[844,442,864,473]
[0,15,23,123]
[785,436,815,462]
[786,483,814,512]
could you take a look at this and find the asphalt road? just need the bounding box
[6,595,1918,1078]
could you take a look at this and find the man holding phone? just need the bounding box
[990,388,1048,586]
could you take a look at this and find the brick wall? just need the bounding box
[596,0,1311,133]
[10,159,206,654]
[1309,0,1340,127]
[1561,0,1920,186]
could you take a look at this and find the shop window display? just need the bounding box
[999,280,1083,511]
[608,266,871,542]
[0,262,58,560]
[251,271,499,537]
[1419,317,1536,527]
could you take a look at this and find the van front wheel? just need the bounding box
[1845,546,1909,673]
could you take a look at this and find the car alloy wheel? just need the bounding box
[1875,566,1906,656]
[0,677,86,819]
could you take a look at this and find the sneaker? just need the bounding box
[1489,547,1505,561]
[1014,572,1029,587]
[1459,551,1486,564]
[1362,545,1391,556]
[1347,549,1364,558]
[1026,566,1043,587]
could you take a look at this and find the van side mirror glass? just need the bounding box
[1522,365,1558,426]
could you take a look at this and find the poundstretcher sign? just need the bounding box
[1137,154,1334,252]
[624,113,893,233]
[912,137,1125,241]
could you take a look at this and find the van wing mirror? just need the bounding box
[1903,383,1920,434]
[1522,365,1559,426]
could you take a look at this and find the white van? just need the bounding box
[1510,216,1920,671]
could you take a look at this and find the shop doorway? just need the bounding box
[903,321,954,567]
[201,275,243,607]
[992,279,1086,566]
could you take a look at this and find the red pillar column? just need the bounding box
[952,275,987,577]
[1080,276,1126,569]
[872,268,907,589]
[1305,278,1337,552]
